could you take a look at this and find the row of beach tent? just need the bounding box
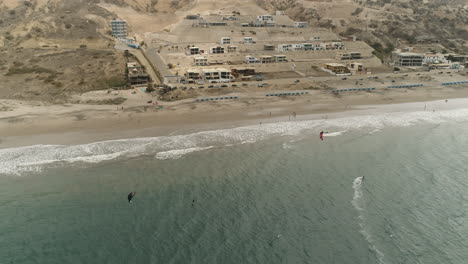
[266,92,309,96]
[332,88,376,93]
[387,84,423,88]
[196,96,239,102]
[441,81,468,85]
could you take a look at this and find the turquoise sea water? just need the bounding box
[2,109,468,263]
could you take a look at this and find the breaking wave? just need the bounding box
[2,107,468,175]
[352,177,385,263]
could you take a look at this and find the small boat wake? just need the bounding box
[352,176,386,264]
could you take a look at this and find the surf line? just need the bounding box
[352,176,386,264]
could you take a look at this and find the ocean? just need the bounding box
[2,108,468,263]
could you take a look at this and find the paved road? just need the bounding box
[142,47,173,83]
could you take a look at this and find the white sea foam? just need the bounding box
[323,131,346,137]
[352,177,386,264]
[155,147,214,160]
[2,107,468,175]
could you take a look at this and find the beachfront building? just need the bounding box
[202,68,233,83]
[294,22,308,28]
[423,53,449,65]
[193,56,208,66]
[392,52,424,67]
[220,37,231,45]
[322,63,350,74]
[210,46,225,54]
[126,62,150,85]
[111,19,128,39]
[274,55,287,62]
[189,47,200,55]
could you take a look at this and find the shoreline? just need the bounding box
[1,90,468,148]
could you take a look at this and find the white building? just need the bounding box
[423,53,449,65]
[274,55,287,62]
[220,37,231,45]
[293,44,304,51]
[278,44,293,52]
[193,56,208,66]
[294,22,308,28]
[111,19,127,39]
[202,68,233,83]
[257,15,274,22]
[243,37,254,44]
[245,55,259,64]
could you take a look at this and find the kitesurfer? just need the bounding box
[320,131,324,141]
[128,192,136,203]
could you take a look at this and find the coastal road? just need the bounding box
[142,47,173,84]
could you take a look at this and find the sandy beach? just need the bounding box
[1,72,468,149]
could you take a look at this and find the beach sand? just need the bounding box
[1,79,468,149]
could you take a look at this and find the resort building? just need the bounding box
[111,19,128,39]
[392,52,424,66]
[423,53,449,65]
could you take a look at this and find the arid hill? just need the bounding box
[0,0,466,102]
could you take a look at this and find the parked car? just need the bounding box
[198,86,204,89]
[208,85,214,88]
[242,83,248,87]
[221,84,228,88]
[232,84,237,87]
